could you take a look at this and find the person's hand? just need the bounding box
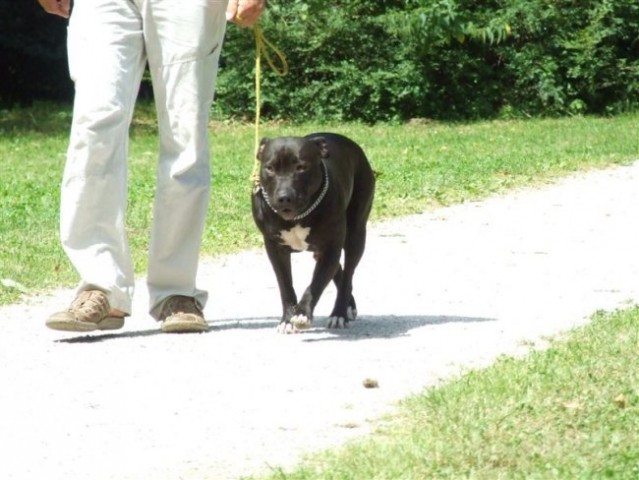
[225,0,265,28]
[38,0,70,18]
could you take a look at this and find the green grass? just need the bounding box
[253,306,639,480]
[1,102,638,304]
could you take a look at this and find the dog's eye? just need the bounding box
[296,164,306,173]
[265,165,275,174]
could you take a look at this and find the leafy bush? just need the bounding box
[4,0,639,120]
[215,0,639,121]
[492,0,639,116]
[0,1,72,106]
[216,0,424,123]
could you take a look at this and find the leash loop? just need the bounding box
[255,24,288,77]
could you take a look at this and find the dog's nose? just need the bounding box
[276,193,293,206]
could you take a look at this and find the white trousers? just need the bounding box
[63,0,227,318]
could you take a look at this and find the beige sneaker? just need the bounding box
[46,290,125,332]
[159,295,209,333]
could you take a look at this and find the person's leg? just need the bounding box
[142,0,227,321]
[60,0,146,315]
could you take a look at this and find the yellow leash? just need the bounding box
[250,24,288,191]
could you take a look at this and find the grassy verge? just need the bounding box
[1,103,638,304]
[253,306,639,480]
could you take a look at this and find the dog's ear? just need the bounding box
[257,138,270,160]
[311,137,329,159]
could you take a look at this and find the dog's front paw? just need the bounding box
[277,322,297,334]
[327,316,349,329]
[276,315,312,334]
[327,305,357,329]
[291,314,312,330]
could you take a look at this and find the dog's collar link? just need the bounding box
[258,162,330,222]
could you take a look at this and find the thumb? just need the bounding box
[225,0,238,21]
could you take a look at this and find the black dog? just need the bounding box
[252,133,375,333]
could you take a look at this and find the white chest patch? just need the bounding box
[279,225,311,251]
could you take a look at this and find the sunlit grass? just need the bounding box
[253,307,639,479]
[1,102,638,304]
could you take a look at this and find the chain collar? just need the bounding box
[258,162,329,222]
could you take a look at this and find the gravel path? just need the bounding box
[1,163,639,480]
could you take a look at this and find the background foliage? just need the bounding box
[3,0,639,121]
[0,1,72,106]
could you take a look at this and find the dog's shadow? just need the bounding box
[299,314,494,343]
[55,314,494,344]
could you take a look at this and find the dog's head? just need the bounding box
[257,136,328,221]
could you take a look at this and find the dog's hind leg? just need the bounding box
[328,175,374,328]
[328,222,367,328]
[330,265,357,322]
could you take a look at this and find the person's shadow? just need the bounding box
[55,314,494,344]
